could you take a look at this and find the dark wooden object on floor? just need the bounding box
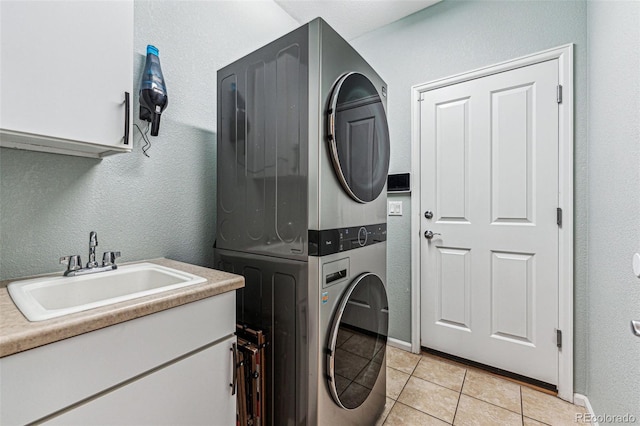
[236,324,267,426]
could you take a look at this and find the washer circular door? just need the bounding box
[327,273,389,409]
[327,72,391,203]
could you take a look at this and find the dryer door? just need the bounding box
[327,273,389,409]
[327,73,391,203]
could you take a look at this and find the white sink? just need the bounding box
[7,263,206,322]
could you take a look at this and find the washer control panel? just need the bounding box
[309,223,386,256]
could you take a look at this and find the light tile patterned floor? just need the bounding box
[377,346,588,426]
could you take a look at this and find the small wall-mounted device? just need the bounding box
[139,45,168,136]
[387,173,410,192]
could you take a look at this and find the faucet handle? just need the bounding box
[60,255,82,274]
[89,231,98,247]
[102,251,121,267]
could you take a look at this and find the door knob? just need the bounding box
[424,230,441,240]
[632,320,640,337]
[424,211,433,219]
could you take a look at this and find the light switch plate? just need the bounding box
[388,201,403,216]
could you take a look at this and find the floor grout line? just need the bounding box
[520,386,524,425]
[392,400,455,425]
[392,364,415,398]
[523,415,552,426]
[391,368,462,424]
[451,369,466,425]
[386,363,417,376]
[460,393,523,417]
[379,398,395,426]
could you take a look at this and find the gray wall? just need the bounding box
[0,1,297,280]
[586,1,640,417]
[351,0,589,391]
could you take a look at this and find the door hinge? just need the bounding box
[555,329,562,349]
[557,85,563,104]
[557,207,563,227]
[417,97,424,102]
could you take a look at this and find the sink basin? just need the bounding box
[7,263,206,322]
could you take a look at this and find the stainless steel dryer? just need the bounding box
[214,17,390,425]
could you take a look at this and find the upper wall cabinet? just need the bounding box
[0,1,133,158]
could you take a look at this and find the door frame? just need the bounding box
[409,44,574,401]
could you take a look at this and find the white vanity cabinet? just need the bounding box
[0,0,133,158]
[0,291,236,425]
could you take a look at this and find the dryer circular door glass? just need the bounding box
[327,273,389,409]
[328,72,391,203]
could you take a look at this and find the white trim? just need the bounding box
[556,44,575,403]
[410,85,422,355]
[574,394,599,426]
[387,337,413,352]
[410,44,574,400]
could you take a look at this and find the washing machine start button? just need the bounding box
[358,226,368,246]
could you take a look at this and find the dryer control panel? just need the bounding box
[308,223,386,256]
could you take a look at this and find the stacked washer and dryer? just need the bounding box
[214,18,391,425]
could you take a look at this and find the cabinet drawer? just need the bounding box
[0,291,235,425]
[46,336,236,425]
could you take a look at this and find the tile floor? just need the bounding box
[377,346,588,426]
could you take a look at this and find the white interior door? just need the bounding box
[419,59,560,385]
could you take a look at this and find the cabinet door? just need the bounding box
[0,0,133,157]
[46,337,236,425]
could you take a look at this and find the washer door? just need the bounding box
[327,72,391,203]
[327,273,389,409]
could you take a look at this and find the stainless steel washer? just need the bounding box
[315,242,388,425]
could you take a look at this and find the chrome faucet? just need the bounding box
[60,231,121,277]
[87,231,99,268]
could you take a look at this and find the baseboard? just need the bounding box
[387,337,412,352]
[574,394,598,426]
